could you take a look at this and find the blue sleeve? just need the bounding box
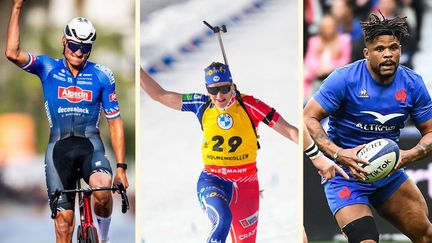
[95,64,120,120]
[182,93,208,118]
[20,53,55,82]
[411,77,432,125]
[313,70,347,114]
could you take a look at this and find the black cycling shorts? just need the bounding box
[45,136,112,211]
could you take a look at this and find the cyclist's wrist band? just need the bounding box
[117,163,127,170]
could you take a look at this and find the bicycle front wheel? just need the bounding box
[86,227,99,243]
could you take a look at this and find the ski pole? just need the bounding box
[203,20,229,65]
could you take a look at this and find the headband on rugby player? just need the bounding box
[204,64,232,86]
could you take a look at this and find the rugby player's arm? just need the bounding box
[140,68,182,110]
[108,117,129,188]
[303,98,340,157]
[398,119,432,168]
[272,116,298,143]
[5,0,30,66]
[304,98,368,179]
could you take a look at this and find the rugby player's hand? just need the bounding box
[335,145,369,181]
[113,168,129,191]
[311,154,349,184]
[392,149,408,171]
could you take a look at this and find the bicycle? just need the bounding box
[50,181,129,243]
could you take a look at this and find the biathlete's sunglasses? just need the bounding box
[206,84,232,95]
[67,41,92,54]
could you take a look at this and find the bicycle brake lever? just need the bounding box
[121,192,130,214]
[50,189,62,219]
[116,182,124,191]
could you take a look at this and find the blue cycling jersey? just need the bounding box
[314,59,432,149]
[21,53,120,142]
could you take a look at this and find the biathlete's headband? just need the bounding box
[204,64,232,86]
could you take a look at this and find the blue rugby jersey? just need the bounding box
[314,59,432,149]
[21,53,120,142]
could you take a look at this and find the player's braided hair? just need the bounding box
[361,11,409,44]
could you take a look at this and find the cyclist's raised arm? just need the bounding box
[5,0,30,67]
[140,67,183,111]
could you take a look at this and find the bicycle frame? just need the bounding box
[77,181,99,242]
[50,181,129,242]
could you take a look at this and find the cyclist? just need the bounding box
[141,64,298,243]
[6,1,129,242]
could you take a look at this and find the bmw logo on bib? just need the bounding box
[217,113,233,130]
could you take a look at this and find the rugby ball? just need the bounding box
[356,138,399,182]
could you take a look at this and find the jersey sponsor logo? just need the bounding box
[338,186,351,199]
[217,113,233,130]
[240,211,259,228]
[77,80,92,85]
[208,166,248,175]
[94,64,115,84]
[355,123,397,131]
[104,107,120,119]
[360,111,404,124]
[183,93,203,101]
[239,228,257,240]
[44,101,53,128]
[104,107,120,114]
[204,191,228,202]
[58,86,93,103]
[109,92,117,102]
[395,88,407,104]
[183,93,194,100]
[359,88,369,98]
[52,74,66,81]
[206,66,227,76]
[58,106,90,114]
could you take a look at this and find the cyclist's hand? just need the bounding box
[336,145,369,181]
[113,168,129,191]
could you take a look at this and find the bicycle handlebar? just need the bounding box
[50,183,130,219]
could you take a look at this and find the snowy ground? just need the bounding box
[140,0,301,242]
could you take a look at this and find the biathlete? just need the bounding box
[141,62,298,243]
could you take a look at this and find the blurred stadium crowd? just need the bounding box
[304,0,427,99]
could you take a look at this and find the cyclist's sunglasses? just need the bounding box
[67,41,92,54]
[206,84,232,95]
